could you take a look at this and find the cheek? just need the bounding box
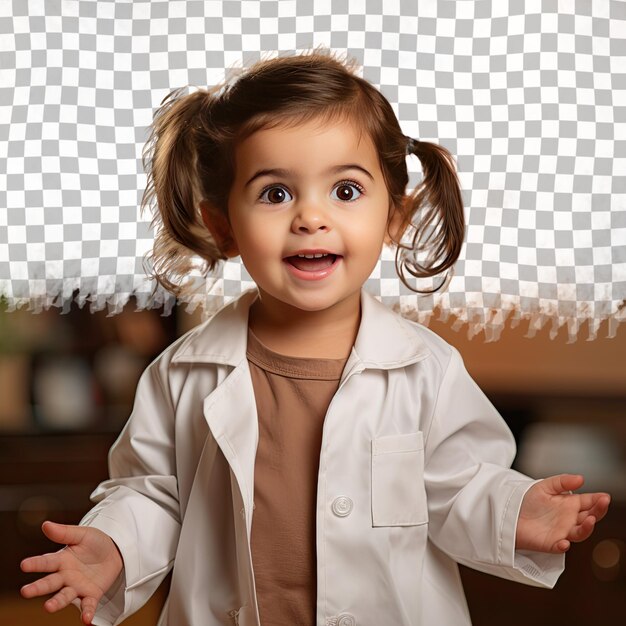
[231,216,280,262]
[348,216,389,253]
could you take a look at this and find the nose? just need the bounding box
[291,203,331,235]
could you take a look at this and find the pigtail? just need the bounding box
[140,86,224,296]
[395,139,465,294]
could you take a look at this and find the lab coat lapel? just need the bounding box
[203,359,258,529]
[172,288,261,526]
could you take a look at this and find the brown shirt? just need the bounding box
[246,328,349,626]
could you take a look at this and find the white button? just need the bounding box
[337,614,356,626]
[331,496,353,517]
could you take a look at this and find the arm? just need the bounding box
[21,355,182,626]
[423,346,566,587]
[77,354,182,625]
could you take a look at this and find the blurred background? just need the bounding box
[0,299,624,625]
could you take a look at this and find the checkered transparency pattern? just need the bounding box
[1,0,625,341]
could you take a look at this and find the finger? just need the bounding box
[81,596,99,625]
[578,492,611,511]
[42,521,86,547]
[545,474,584,494]
[20,553,61,574]
[589,494,611,522]
[20,572,64,599]
[576,508,593,525]
[575,493,611,527]
[553,539,570,553]
[43,585,78,613]
[569,516,597,543]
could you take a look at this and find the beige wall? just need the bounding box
[426,314,625,398]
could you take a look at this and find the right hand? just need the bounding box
[20,520,124,625]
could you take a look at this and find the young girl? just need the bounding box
[21,48,610,626]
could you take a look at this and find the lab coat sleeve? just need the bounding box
[76,354,181,626]
[423,345,565,588]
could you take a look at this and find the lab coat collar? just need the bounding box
[171,287,431,369]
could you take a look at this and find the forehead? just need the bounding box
[232,117,379,179]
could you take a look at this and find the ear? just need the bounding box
[198,200,239,258]
[384,195,410,246]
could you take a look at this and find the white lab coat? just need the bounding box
[80,288,565,626]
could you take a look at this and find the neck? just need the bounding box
[248,291,361,359]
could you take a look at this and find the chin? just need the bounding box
[291,291,359,314]
[289,298,335,313]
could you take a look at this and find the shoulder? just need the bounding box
[397,313,464,378]
[130,314,229,405]
[134,322,210,385]
[138,306,226,377]
[147,290,255,372]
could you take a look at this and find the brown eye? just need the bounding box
[333,181,364,202]
[337,185,354,200]
[267,188,285,203]
[259,186,292,204]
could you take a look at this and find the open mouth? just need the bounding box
[285,252,339,272]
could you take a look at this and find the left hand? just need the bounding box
[515,474,611,554]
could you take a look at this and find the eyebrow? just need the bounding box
[244,164,374,188]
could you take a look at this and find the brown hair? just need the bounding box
[140,45,465,296]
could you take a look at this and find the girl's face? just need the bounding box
[204,117,402,317]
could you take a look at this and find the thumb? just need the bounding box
[544,474,584,494]
[41,520,85,546]
[81,595,99,625]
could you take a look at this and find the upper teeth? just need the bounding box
[297,253,329,258]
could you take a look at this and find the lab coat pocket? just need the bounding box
[371,431,428,527]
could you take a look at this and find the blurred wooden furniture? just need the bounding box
[1,307,624,624]
[0,433,169,625]
[2,429,625,625]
